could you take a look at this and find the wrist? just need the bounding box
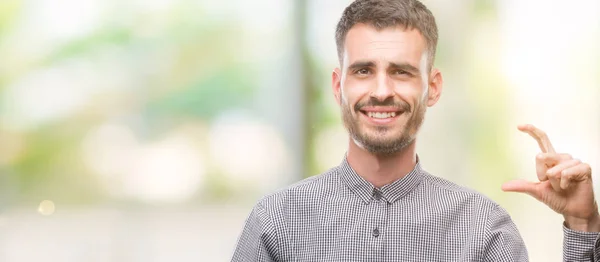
[565,212,600,232]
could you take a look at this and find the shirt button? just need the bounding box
[373,227,380,238]
[373,190,382,201]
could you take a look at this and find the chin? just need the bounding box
[363,126,405,138]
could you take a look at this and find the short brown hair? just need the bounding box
[335,0,438,70]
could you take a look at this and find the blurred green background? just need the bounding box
[0,0,599,261]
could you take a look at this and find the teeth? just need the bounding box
[367,112,396,119]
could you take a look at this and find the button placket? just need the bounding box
[371,189,385,239]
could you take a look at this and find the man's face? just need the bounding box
[332,23,442,155]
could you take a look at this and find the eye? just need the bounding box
[392,69,410,76]
[355,68,371,75]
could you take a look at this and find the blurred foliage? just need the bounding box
[9,120,103,204]
[0,0,21,36]
[0,1,258,205]
[146,66,255,121]
[462,0,516,202]
[42,27,133,65]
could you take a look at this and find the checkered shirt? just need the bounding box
[232,157,600,261]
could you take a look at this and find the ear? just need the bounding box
[332,68,342,105]
[426,68,443,107]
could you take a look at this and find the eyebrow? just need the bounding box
[347,60,421,74]
[389,62,420,74]
[347,61,375,72]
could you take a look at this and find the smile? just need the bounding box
[359,109,403,123]
[365,111,396,119]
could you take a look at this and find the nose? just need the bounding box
[370,72,394,101]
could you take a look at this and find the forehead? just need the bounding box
[343,23,427,66]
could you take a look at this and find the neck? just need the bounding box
[346,139,417,188]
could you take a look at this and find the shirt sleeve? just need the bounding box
[563,224,600,261]
[482,205,529,261]
[231,203,280,262]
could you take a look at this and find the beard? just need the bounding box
[341,96,426,156]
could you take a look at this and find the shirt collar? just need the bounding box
[337,155,424,204]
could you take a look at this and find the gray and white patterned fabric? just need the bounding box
[232,157,600,261]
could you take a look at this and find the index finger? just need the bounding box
[518,124,556,154]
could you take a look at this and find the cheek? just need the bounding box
[340,91,356,114]
[342,80,371,102]
[339,88,348,105]
[339,85,356,106]
[393,82,423,103]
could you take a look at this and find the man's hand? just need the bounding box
[502,124,600,232]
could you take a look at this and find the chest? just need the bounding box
[280,198,484,261]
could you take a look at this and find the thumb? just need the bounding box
[501,179,540,199]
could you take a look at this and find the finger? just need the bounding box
[501,179,541,200]
[518,124,556,154]
[547,159,581,177]
[560,173,570,190]
[536,154,550,181]
[538,153,572,165]
[546,159,580,191]
[548,175,562,192]
[560,163,592,189]
[535,153,572,181]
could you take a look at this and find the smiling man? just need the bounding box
[231,0,600,261]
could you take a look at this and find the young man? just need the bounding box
[232,0,600,261]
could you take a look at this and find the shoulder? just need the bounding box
[418,170,520,236]
[419,170,502,211]
[254,166,340,211]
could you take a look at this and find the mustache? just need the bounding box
[354,97,412,113]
